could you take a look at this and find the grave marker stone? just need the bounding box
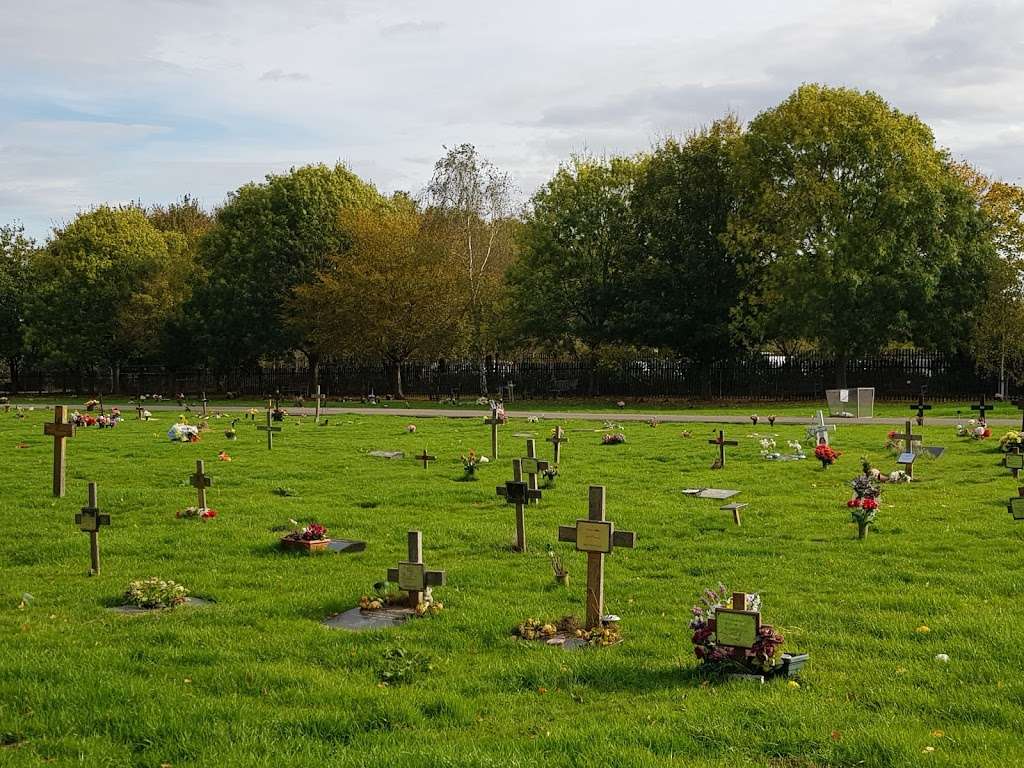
[75,482,109,575]
[386,530,445,608]
[547,425,567,464]
[43,405,76,497]
[496,458,542,551]
[257,410,281,449]
[190,459,212,510]
[558,485,636,629]
[708,430,738,469]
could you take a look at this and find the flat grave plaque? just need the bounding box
[683,488,741,500]
[323,606,414,631]
[109,597,210,614]
[327,539,367,553]
[923,446,945,459]
[896,452,917,465]
[369,450,405,459]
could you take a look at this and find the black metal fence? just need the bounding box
[1,351,1000,401]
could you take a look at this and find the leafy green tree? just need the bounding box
[629,117,742,361]
[191,164,382,378]
[726,84,989,384]
[0,223,38,390]
[508,154,641,363]
[28,206,178,385]
[289,196,462,397]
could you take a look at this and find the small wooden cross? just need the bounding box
[190,459,212,509]
[314,384,323,424]
[547,425,567,464]
[75,482,110,575]
[484,404,503,458]
[136,403,146,420]
[43,405,76,497]
[386,530,446,608]
[496,458,542,552]
[712,592,761,661]
[522,439,549,503]
[971,395,994,422]
[708,430,738,469]
[558,485,636,629]
[415,447,436,469]
[201,391,209,418]
[257,409,281,449]
[910,390,932,425]
[98,393,105,416]
[894,419,924,478]
[1012,397,1024,432]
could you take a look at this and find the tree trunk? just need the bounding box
[479,354,490,397]
[388,359,404,399]
[835,352,849,388]
[308,352,321,394]
[112,362,121,394]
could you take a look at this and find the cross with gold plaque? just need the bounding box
[558,485,636,629]
[497,458,543,552]
[711,592,760,661]
[522,439,549,504]
[43,405,76,497]
[386,530,446,608]
[75,482,110,575]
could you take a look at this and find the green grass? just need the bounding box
[2,411,1023,766]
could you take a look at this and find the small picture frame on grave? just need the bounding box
[1008,497,1024,521]
[397,562,426,592]
[574,520,613,554]
[1007,454,1024,471]
[714,608,760,648]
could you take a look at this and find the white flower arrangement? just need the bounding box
[167,423,199,442]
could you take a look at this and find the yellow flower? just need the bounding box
[930,730,944,738]
[915,625,930,634]
[787,680,800,689]
[922,746,935,754]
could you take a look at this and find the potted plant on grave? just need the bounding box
[541,465,559,488]
[225,419,238,440]
[815,443,839,468]
[461,449,482,480]
[602,432,626,445]
[547,544,569,587]
[689,585,799,678]
[848,458,881,539]
[272,406,287,422]
[280,521,330,552]
[999,431,1024,453]
[848,497,879,539]
[123,577,189,609]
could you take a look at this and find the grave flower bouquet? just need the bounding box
[167,423,200,442]
[602,432,626,445]
[759,437,780,460]
[541,465,559,487]
[177,506,217,519]
[999,431,1024,453]
[689,585,784,673]
[815,444,840,468]
[515,615,620,647]
[84,399,100,411]
[284,522,328,542]
[957,419,991,440]
[123,577,189,609]
[547,544,569,585]
[885,431,905,455]
[848,496,878,538]
[225,419,238,439]
[461,449,482,477]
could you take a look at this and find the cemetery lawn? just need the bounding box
[2,412,1023,767]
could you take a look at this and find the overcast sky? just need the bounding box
[3,0,1024,239]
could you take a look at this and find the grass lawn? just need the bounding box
[2,410,1023,767]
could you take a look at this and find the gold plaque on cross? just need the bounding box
[520,458,540,474]
[397,562,426,591]
[77,512,98,532]
[1009,497,1024,521]
[574,520,612,553]
[1007,453,1024,471]
[714,609,760,648]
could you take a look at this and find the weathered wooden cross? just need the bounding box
[190,459,212,509]
[712,592,761,661]
[971,395,994,422]
[43,405,76,497]
[1006,448,1024,480]
[136,403,146,420]
[98,393,105,416]
[708,430,738,469]
[200,391,209,418]
[415,447,436,469]
[910,390,932,425]
[522,439,549,503]
[75,482,110,575]
[258,410,281,449]
[894,419,924,477]
[547,425,567,464]
[314,384,323,424]
[386,530,446,608]
[496,458,542,552]
[484,404,503,459]
[558,485,636,629]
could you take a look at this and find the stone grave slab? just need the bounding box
[323,605,415,631]
[369,450,405,459]
[683,488,741,500]
[109,597,210,614]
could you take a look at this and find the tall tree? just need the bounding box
[507,154,641,367]
[424,144,517,395]
[289,196,462,397]
[0,222,38,390]
[28,206,178,387]
[191,164,382,379]
[629,117,743,361]
[726,84,985,384]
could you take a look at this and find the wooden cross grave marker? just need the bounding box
[415,447,436,469]
[522,439,549,503]
[558,486,636,629]
[258,409,281,449]
[386,530,446,608]
[809,410,835,446]
[314,384,323,424]
[75,482,110,575]
[910,390,932,425]
[136,403,147,420]
[708,430,738,469]
[190,459,212,509]
[547,425,567,465]
[484,404,503,459]
[496,458,543,552]
[43,405,76,497]
[1006,448,1024,480]
[971,395,994,423]
[894,419,924,478]
[98,393,105,416]
[200,391,209,418]
[711,592,761,662]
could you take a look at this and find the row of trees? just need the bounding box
[3,84,1024,396]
